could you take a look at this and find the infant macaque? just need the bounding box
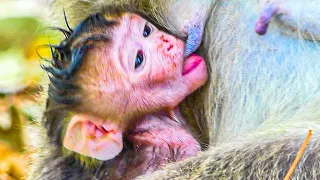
[44,7,207,179]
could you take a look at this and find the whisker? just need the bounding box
[63,9,73,33]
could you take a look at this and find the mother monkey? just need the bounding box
[41,0,320,179]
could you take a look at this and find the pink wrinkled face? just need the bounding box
[78,13,208,126]
[113,14,186,84]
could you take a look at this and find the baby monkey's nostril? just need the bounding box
[160,35,169,43]
[159,35,174,52]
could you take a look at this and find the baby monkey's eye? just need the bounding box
[135,50,144,69]
[143,23,152,37]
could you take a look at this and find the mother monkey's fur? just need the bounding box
[33,0,320,179]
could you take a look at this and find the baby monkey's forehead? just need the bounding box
[73,13,145,47]
[113,13,145,35]
[104,12,141,21]
[110,13,146,31]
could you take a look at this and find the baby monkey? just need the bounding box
[43,7,207,179]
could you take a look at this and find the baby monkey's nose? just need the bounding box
[159,35,174,52]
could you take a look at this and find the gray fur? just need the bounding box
[145,0,320,179]
[140,136,320,179]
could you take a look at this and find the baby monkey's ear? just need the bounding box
[63,114,123,161]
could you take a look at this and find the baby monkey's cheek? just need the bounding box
[149,35,185,84]
[149,63,179,84]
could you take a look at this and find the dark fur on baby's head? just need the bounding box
[41,12,116,106]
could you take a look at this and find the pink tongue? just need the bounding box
[182,54,203,75]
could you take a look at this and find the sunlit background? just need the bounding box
[0,1,58,179]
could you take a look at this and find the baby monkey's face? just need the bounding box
[112,13,185,82]
[78,13,208,127]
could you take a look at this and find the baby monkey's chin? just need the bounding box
[182,54,208,93]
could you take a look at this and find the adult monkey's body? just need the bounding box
[34,0,320,179]
[145,1,320,178]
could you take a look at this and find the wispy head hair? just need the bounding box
[40,11,116,106]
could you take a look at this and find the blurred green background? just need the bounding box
[0,1,59,179]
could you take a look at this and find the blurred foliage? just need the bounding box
[0,18,39,50]
[0,1,61,179]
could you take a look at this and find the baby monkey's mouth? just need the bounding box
[182,54,204,76]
